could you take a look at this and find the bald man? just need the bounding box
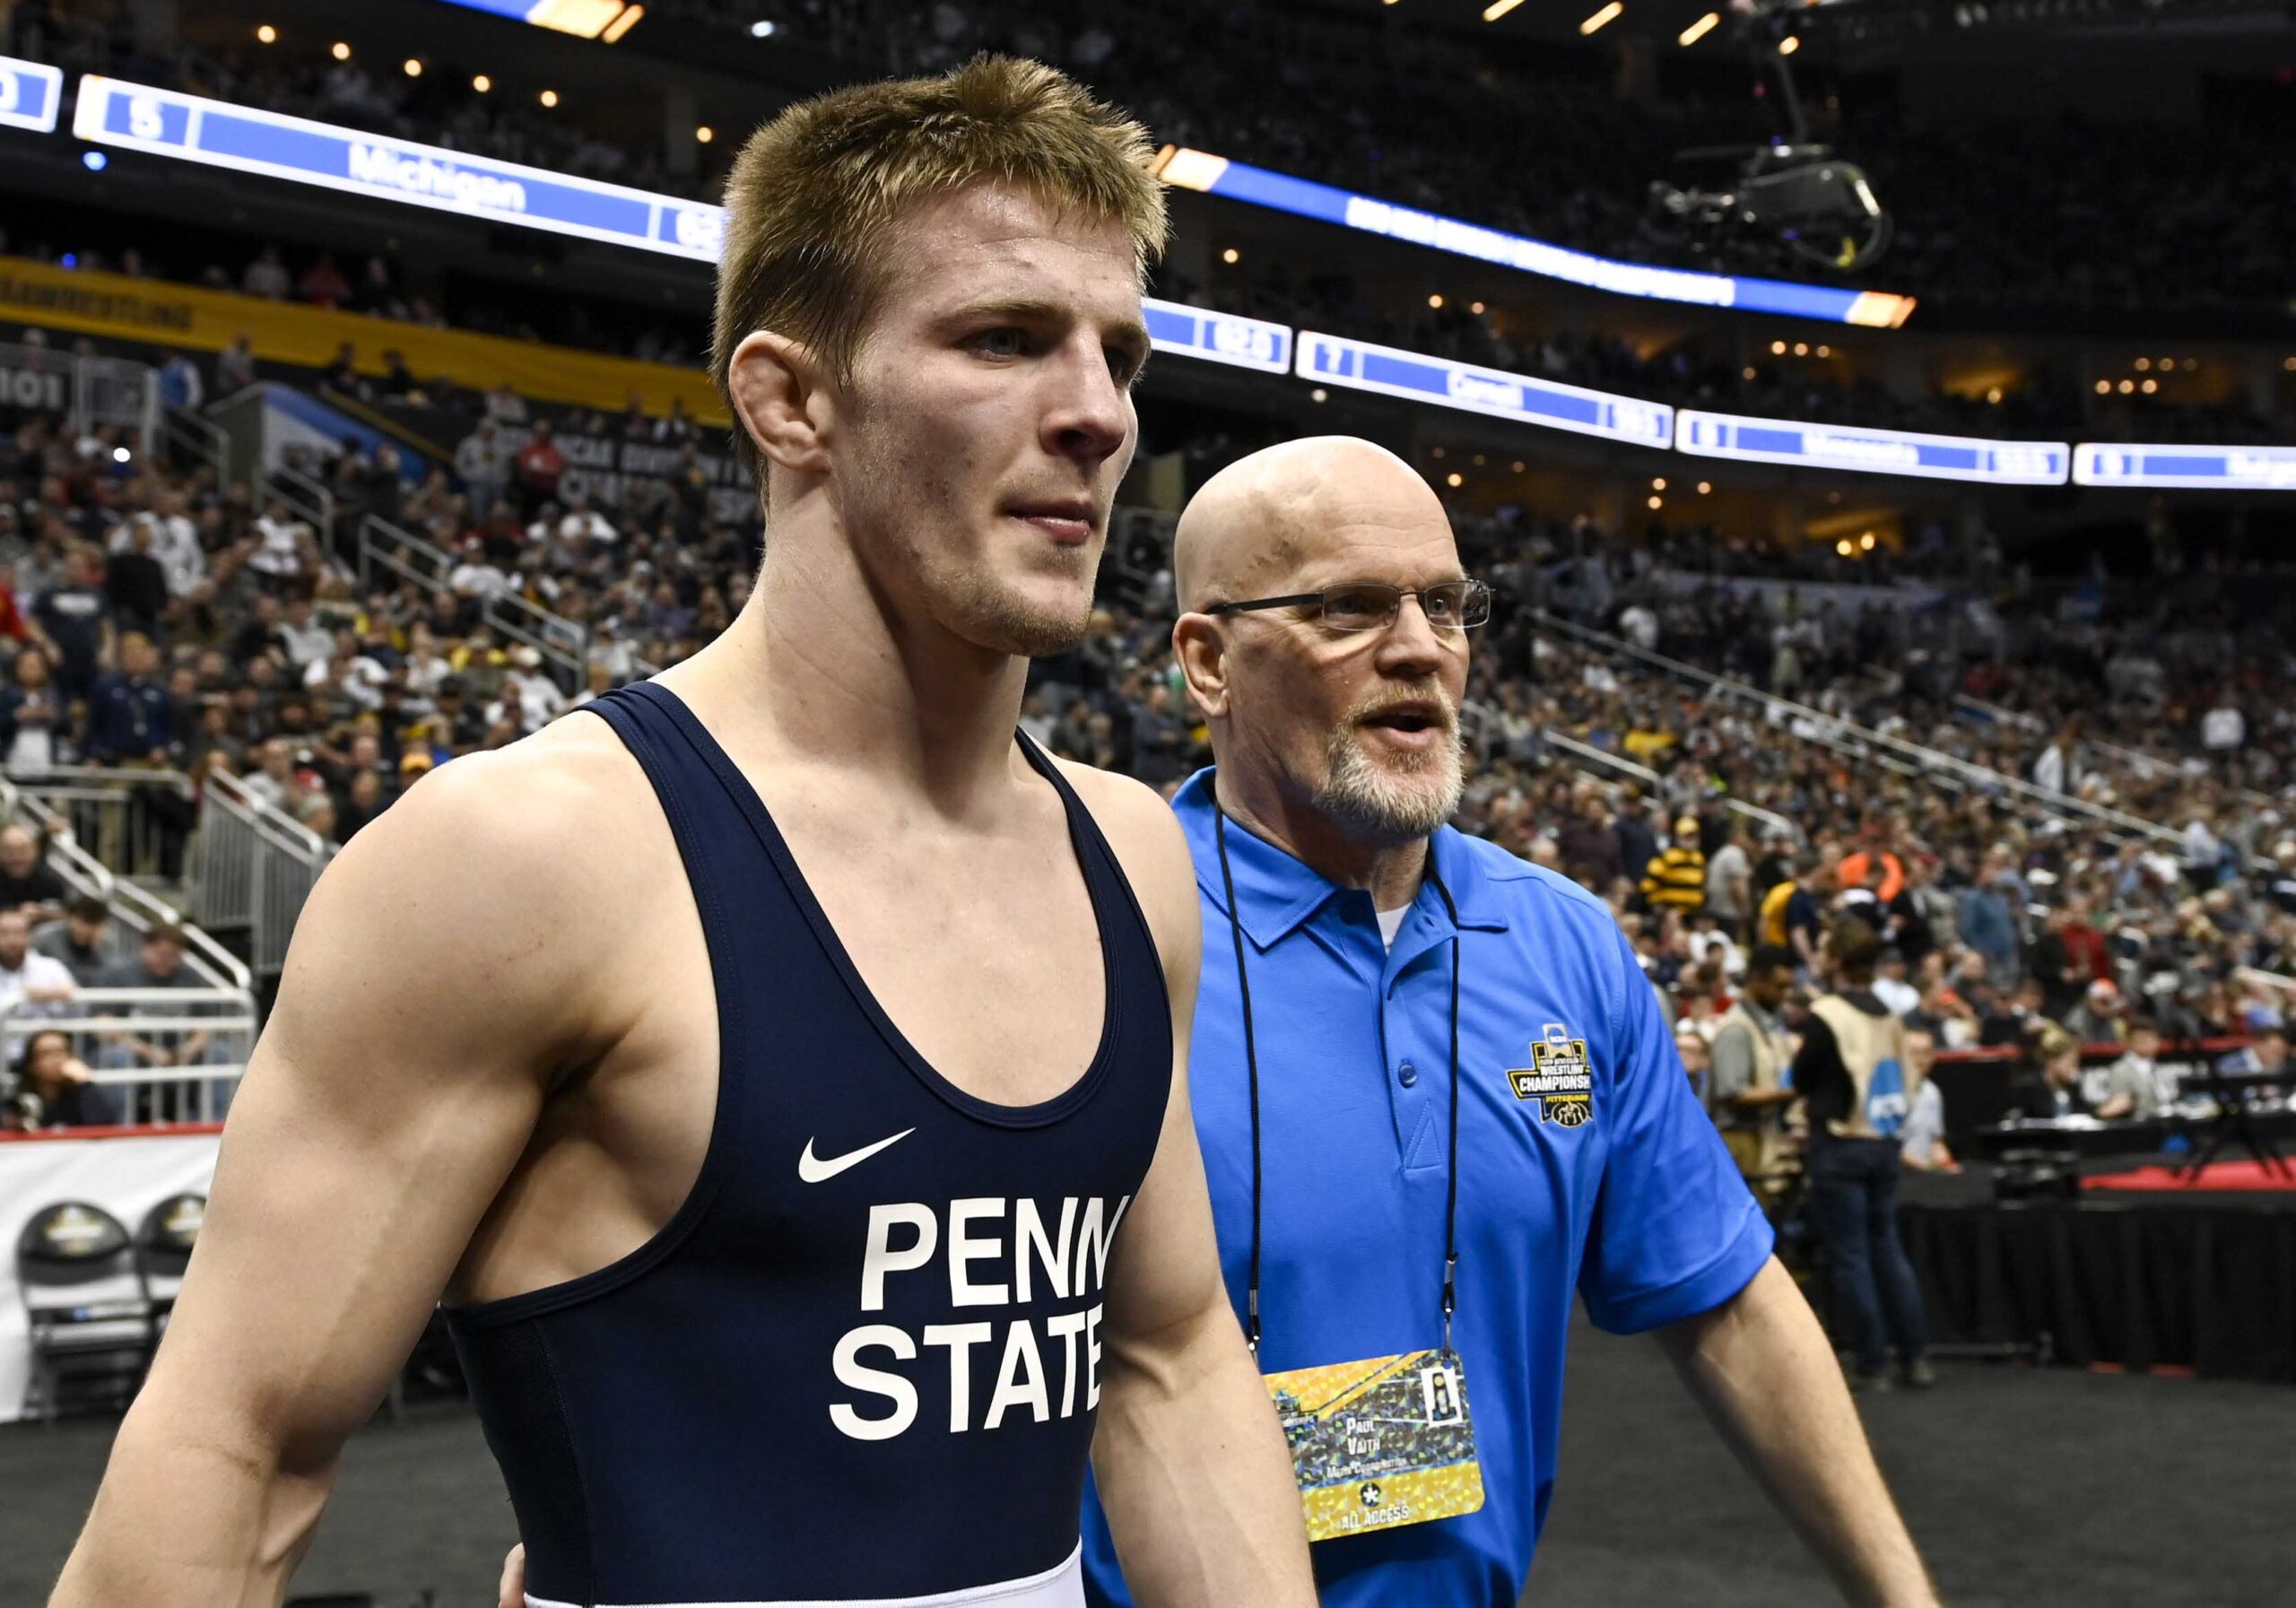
[1080,439,1934,1606]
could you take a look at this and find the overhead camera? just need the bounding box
[1647,2,1893,274]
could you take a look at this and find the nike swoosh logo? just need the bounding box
[798,1127,916,1184]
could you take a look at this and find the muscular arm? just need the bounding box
[1075,774,1315,1608]
[51,749,607,1606]
[1657,1259,1936,1608]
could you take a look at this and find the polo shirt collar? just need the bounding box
[1173,769,1510,952]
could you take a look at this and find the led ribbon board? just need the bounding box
[2074,444,2296,491]
[1156,148,1917,329]
[1297,331,1674,448]
[74,76,726,261]
[1142,303,1291,373]
[429,0,647,41]
[0,56,64,134]
[67,76,1287,374]
[1677,411,2068,484]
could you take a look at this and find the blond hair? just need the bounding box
[713,55,1168,483]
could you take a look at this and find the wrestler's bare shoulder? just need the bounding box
[295,710,675,1022]
[1050,759,1198,963]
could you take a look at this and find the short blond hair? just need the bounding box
[713,55,1168,482]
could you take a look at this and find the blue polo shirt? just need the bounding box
[1082,771,1771,1607]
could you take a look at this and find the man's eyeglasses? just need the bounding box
[1205,579,1492,634]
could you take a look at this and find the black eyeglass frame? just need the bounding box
[1202,578,1494,632]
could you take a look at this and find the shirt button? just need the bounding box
[1398,1061,1419,1088]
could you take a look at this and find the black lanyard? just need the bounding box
[1213,796,1464,1359]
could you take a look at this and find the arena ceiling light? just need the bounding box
[1483,0,1526,20]
[749,19,778,37]
[1580,4,1624,34]
[1679,12,1721,45]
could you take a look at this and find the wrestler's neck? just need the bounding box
[1213,766,1429,914]
[677,524,1032,817]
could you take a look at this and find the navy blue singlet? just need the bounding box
[445,681,1171,1608]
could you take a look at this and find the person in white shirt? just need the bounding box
[278,596,336,670]
[487,651,568,734]
[555,498,620,547]
[0,908,76,1056]
[1897,1031,1954,1172]
[248,500,313,583]
[1872,948,1922,1019]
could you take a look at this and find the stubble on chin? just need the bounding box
[1312,718,1466,843]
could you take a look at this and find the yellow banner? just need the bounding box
[0,256,726,424]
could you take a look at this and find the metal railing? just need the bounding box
[1533,610,2185,846]
[357,514,590,693]
[161,402,228,484]
[195,770,337,985]
[6,767,198,889]
[1538,729,1804,846]
[1,989,257,1126]
[0,342,156,452]
[0,774,250,993]
[263,461,336,544]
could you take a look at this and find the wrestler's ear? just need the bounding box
[727,329,831,479]
[1172,612,1230,721]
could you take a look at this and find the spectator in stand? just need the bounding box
[0,907,76,1045]
[0,822,65,920]
[2061,978,2127,1047]
[1760,855,1830,974]
[104,516,170,638]
[1978,976,2048,1049]
[2094,1015,2171,1119]
[455,420,513,522]
[2214,1021,2288,1086]
[33,893,113,984]
[237,736,298,813]
[0,646,65,772]
[489,648,568,737]
[9,1027,119,1129]
[33,546,112,702]
[93,922,214,1120]
[216,332,258,395]
[1871,948,1921,1020]
[1955,852,2022,985]
[2008,1026,2092,1120]
[1709,944,1799,1201]
[1895,1030,1954,1173]
[1641,813,1708,916]
[515,419,569,515]
[247,500,314,589]
[278,595,335,671]
[1556,791,1622,892]
[321,342,361,395]
[1704,822,1751,941]
[83,630,174,766]
[297,251,351,309]
[240,246,290,300]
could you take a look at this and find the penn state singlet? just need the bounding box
[445,680,1171,1608]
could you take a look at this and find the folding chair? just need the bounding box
[16,1201,154,1422]
[136,1192,206,1341]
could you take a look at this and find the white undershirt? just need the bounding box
[1377,905,1410,950]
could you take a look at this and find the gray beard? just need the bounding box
[1310,720,1465,844]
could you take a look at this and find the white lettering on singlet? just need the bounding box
[829,1326,918,1441]
[832,1195,1130,1441]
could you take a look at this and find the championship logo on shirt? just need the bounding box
[1508,1023,1594,1126]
